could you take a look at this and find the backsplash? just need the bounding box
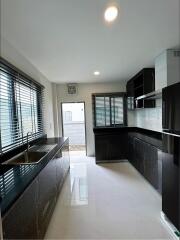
[128,99,162,132]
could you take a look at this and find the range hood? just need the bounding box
[135,89,162,101]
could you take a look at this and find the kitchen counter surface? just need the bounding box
[93,126,162,138]
[0,137,68,217]
[93,126,162,149]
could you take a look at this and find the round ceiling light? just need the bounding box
[94,71,100,76]
[104,6,118,23]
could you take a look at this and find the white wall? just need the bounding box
[155,51,168,90]
[155,49,180,90]
[133,100,162,132]
[127,99,162,133]
[0,37,55,137]
[53,82,126,156]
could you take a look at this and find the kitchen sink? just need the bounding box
[30,144,57,152]
[3,151,47,165]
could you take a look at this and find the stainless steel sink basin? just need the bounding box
[3,151,47,165]
[30,144,57,152]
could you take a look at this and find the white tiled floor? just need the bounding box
[45,156,173,239]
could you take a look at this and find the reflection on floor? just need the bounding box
[45,156,173,239]
[69,150,86,157]
[69,145,86,152]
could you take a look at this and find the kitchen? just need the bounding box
[0,0,180,239]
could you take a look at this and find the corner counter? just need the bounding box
[93,127,162,163]
[93,127,163,194]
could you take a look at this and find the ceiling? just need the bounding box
[1,0,180,83]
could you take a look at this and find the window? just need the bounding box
[92,93,127,127]
[0,58,44,154]
[64,111,72,122]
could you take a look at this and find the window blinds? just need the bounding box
[0,59,44,154]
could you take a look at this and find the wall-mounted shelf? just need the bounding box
[126,68,155,109]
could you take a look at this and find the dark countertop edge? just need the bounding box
[1,137,69,217]
[93,126,162,150]
[93,126,162,139]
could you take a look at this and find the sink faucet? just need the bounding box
[26,132,33,152]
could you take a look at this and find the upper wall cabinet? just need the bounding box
[126,68,155,109]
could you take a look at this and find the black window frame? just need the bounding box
[0,57,44,155]
[92,92,127,128]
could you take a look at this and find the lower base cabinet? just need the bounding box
[95,132,128,163]
[144,142,159,190]
[2,179,38,239]
[2,141,70,240]
[55,143,70,194]
[37,157,57,239]
[128,134,161,193]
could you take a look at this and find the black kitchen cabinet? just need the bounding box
[2,146,69,240]
[55,142,70,193]
[126,80,134,97]
[126,80,134,110]
[62,142,70,176]
[144,142,158,190]
[162,134,180,231]
[126,68,155,109]
[157,150,162,194]
[94,128,162,193]
[55,149,64,193]
[128,133,161,193]
[1,138,70,240]
[95,136,111,161]
[95,131,128,163]
[37,157,57,239]
[128,135,134,165]
[134,137,145,175]
[37,141,70,239]
[2,179,38,239]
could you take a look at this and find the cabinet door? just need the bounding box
[133,137,145,174]
[144,142,158,189]
[126,80,134,97]
[37,158,57,239]
[133,137,138,169]
[128,135,134,165]
[62,143,70,176]
[111,133,128,160]
[55,149,64,193]
[157,150,162,194]
[95,133,128,162]
[54,142,70,194]
[95,136,110,161]
[143,69,155,108]
[143,69,155,94]
[162,134,180,230]
[3,179,38,239]
[127,80,135,110]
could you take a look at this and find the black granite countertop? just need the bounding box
[0,137,68,217]
[93,126,162,149]
[93,126,162,137]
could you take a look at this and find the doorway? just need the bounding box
[61,102,86,156]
